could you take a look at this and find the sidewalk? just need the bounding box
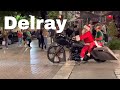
[52,49,120,79]
[0,39,63,79]
[0,38,120,79]
[53,60,120,79]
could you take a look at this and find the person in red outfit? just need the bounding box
[87,25,104,57]
[74,25,94,62]
[17,30,23,47]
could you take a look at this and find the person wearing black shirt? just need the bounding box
[65,26,74,38]
[74,25,80,36]
[92,26,96,38]
[8,30,14,44]
[48,29,56,43]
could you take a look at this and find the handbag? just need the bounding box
[2,41,5,45]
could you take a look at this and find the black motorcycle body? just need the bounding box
[69,40,118,62]
[47,33,118,63]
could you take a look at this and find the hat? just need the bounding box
[96,26,101,30]
[84,25,91,30]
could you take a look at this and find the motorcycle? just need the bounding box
[47,33,118,63]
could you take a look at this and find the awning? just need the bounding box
[101,11,119,16]
[79,11,100,19]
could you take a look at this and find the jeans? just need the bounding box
[27,39,31,47]
[5,38,8,48]
[44,37,48,49]
[18,38,22,46]
[38,38,44,49]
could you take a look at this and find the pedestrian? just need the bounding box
[0,31,3,49]
[92,25,96,38]
[74,25,79,36]
[3,30,9,49]
[36,29,41,48]
[40,29,44,50]
[23,30,27,47]
[8,30,14,44]
[42,28,49,51]
[26,29,32,48]
[65,26,74,38]
[102,22,108,44]
[48,29,56,43]
[17,30,23,47]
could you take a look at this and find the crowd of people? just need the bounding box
[0,27,50,51]
[0,21,108,55]
[0,30,16,49]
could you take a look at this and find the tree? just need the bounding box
[48,11,59,19]
[0,11,17,27]
[107,20,118,38]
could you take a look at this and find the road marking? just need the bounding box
[52,61,75,79]
[114,68,120,79]
[116,75,120,79]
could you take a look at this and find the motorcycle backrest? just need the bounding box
[92,46,118,60]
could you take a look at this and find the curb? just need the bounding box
[115,68,120,79]
[113,50,120,79]
[52,61,75,79]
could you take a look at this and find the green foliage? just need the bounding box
[0,11,17,27]
[48,11,59,19]
[107,38,120,50]
[0,11,29,28]
[107,21,118,37]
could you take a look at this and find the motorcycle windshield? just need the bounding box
[91,46,118,60]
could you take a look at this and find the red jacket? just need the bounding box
[17,32,23,38]
[80,31,94,43]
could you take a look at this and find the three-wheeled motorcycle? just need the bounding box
[47,33,118,63]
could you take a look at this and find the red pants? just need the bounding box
[88,41,103,53]
[88,41,96,53]
[80,42,103,58]
[80,45,90,58]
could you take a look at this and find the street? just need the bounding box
[0,38,120,79]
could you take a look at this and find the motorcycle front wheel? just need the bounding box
[47,45,66,63]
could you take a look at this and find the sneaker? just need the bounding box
[28,47,32,49]
[87,53,90,57]
[97,45,102,48]
[24,44,27,48]
[75,61,81,65]
[81,60,88,64]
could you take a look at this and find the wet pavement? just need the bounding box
[0,38,63,79]
[0,38,120,79]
